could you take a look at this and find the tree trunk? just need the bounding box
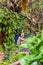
[0,31,5,48]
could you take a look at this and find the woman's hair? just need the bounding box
[21,29,24,33]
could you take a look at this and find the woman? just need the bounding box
[17,30,25,45]
[17,30,30,55]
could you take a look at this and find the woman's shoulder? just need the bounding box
[18,36,21,39]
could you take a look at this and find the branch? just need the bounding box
[27,0,36,7]
[0,2,7,7]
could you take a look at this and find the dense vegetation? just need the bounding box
[0,7,29,49]
[0,31,43,65]
[0,0,43,65]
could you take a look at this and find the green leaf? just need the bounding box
[20,43,28,48]
[31,62,38,65]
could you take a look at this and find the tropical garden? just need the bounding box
[0,0,43,65]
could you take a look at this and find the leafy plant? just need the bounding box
[0,7,28,50]
[16,31,43,65]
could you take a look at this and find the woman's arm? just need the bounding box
[17,37,21,45]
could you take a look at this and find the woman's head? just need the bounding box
[21,29,24,33]
[21,30,25,38]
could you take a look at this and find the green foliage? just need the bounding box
[17,31,43,65]
[0,7,28,49]
[0,8,15,49]
[0,7,29,65]
[0,22,43,65]
[0,0,43,64]
[0,45,4,52]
